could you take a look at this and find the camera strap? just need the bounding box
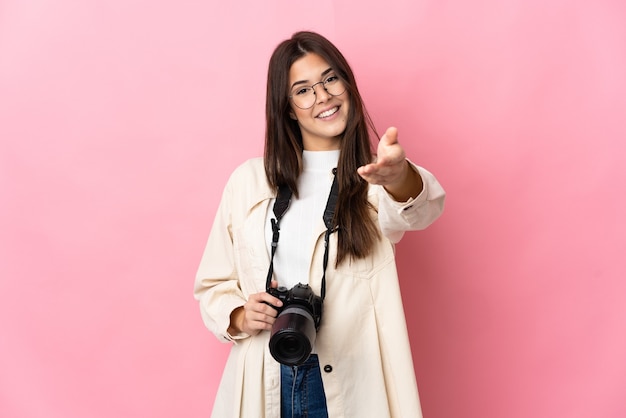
[265,171,339,301]
[320,169,339,300]
[265,184,292,289]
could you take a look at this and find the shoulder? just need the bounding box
[228,157,266,183]
[224,157,273,202]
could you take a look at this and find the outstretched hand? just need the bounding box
[357,127,406,186]
[357,127,423,201]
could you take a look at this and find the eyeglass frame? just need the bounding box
[288,73,347,110]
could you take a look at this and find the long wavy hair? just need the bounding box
[264,31,380,265]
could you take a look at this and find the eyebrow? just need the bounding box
[290,67,334,89]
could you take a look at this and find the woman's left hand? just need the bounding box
[357,127,423,201]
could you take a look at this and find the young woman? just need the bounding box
[194,31,445,418]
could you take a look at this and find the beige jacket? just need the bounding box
[194,157,445,418]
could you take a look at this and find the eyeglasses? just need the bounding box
[289,74,346,109]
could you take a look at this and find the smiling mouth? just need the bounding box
[317,107,339,119]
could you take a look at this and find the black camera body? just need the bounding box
[266,283,323,366]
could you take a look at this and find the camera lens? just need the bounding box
[269,306,317,366]
[280,335,301,354]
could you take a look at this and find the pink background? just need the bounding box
[1,1,625,417]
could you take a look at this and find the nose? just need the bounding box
[311,81,332,103]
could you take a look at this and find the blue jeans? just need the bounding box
[280,354,329,418]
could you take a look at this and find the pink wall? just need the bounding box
[1,1,624,417]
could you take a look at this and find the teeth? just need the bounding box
[318,107,338,118]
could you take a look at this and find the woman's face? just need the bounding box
[288,53,350,151]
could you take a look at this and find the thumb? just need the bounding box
[380,126,399,147]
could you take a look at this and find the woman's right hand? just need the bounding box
[228,280,283,336]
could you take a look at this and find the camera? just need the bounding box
[266,283,323,366]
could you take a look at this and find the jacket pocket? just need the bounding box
[333,238,395,280]
[232,205,271,296]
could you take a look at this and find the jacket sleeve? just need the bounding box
[193,176,250,343]
[377,160,446,243]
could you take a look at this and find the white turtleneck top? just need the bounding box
[264,150,340,290]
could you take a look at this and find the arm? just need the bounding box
[381,159,423,202]
[358,127,446,242]
[193,173,283,342]
[193,179,249,342]
[377,163,445,242]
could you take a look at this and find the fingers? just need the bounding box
[357,155,407,185]
[380,126,399,147]
[377,127,405,165]
[357,126,407,185]
[240,290,283,334]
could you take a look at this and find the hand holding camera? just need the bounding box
[228,280,283,336]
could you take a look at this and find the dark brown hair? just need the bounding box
[264,31,380,265]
